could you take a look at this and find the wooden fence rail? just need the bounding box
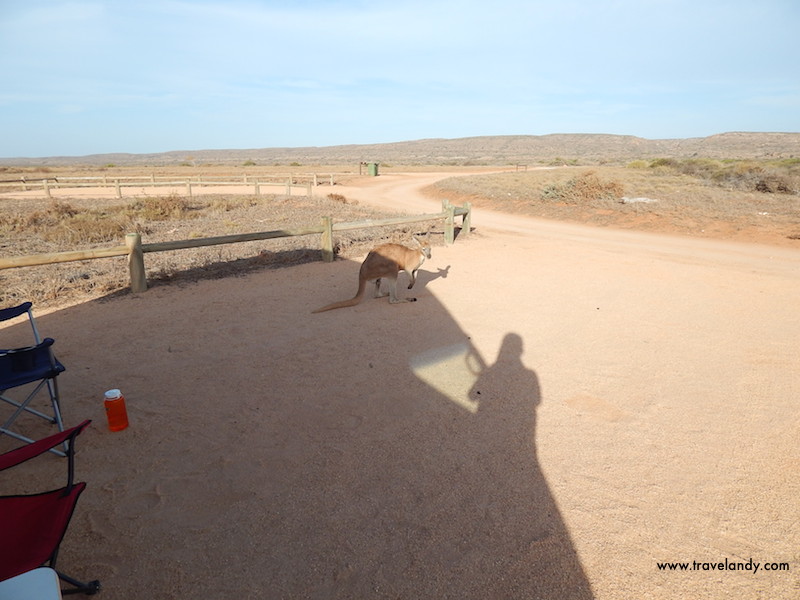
[0,173,343,197]
[0,202,471,294]
[3,179,314,199]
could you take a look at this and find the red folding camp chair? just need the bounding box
[0,419,100,595]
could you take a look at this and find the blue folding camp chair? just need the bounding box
[0,302,66,453]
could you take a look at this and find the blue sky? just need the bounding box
[1,0,798,158]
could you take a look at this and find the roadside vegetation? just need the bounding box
[427,159,799,244]
[641,157,799,194]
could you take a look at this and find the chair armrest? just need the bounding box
[0,420,91,471]
[0,338,63,386]
[0,302,33,323]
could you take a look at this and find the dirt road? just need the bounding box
[3,171,799,599]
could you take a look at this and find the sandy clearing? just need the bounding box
[1,171,799,599]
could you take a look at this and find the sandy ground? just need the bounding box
[2,172,799,599]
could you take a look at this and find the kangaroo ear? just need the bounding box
[411,236,422,248]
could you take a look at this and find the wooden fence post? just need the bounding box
[255,180,260,196]
[321,216,334,262]
[186,182,193,198]
[445,204,455,245]
[462,202,472,236]
[43,179,51,198]
[115,180,122,199]
[126,233,147,293]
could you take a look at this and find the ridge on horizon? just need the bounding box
[1,131,798,166]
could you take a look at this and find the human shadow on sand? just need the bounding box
[395,333,594,599]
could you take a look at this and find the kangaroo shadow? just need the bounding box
[415,265,450,289]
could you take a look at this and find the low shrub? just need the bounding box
[627,160,649,169]
[327,193,352,204]
[0,200,131,245]
[541,171,624,204]
[45,212,131,245]
[0,200,79,233]
[209,196,259,212]
[126,194,193,220]
[647,158,797,194]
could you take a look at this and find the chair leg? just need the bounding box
[1,380,54,426]
[48,377,69,454]
[48,377,66,432]
[57,571,101,596]
[0,377,67,456]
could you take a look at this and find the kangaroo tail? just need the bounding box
[311,277,367,313]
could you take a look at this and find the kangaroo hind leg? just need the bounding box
[374,277,388,298]
[388,276,416,304]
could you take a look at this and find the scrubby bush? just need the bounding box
[209,196,259,212]
[541,171,624,204]
[327,193,356,205]
[1,194,198,245]
[0,200,78,232]
[47,212,130,244]
[626,160,649,169]
[0,200,130,244]
[647,158,797,194]
[126,194,193,220]
[649,158,680,170]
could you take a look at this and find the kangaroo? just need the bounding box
[312,238,432,313]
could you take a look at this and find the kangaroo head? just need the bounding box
[411,236,432,259]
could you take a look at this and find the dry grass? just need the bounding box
[426,162,800,244]
[0,190,433,309]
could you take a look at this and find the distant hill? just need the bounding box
[2,132,798,166]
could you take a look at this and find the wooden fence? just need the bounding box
[0,201,471,293]
[0,173,343,198]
